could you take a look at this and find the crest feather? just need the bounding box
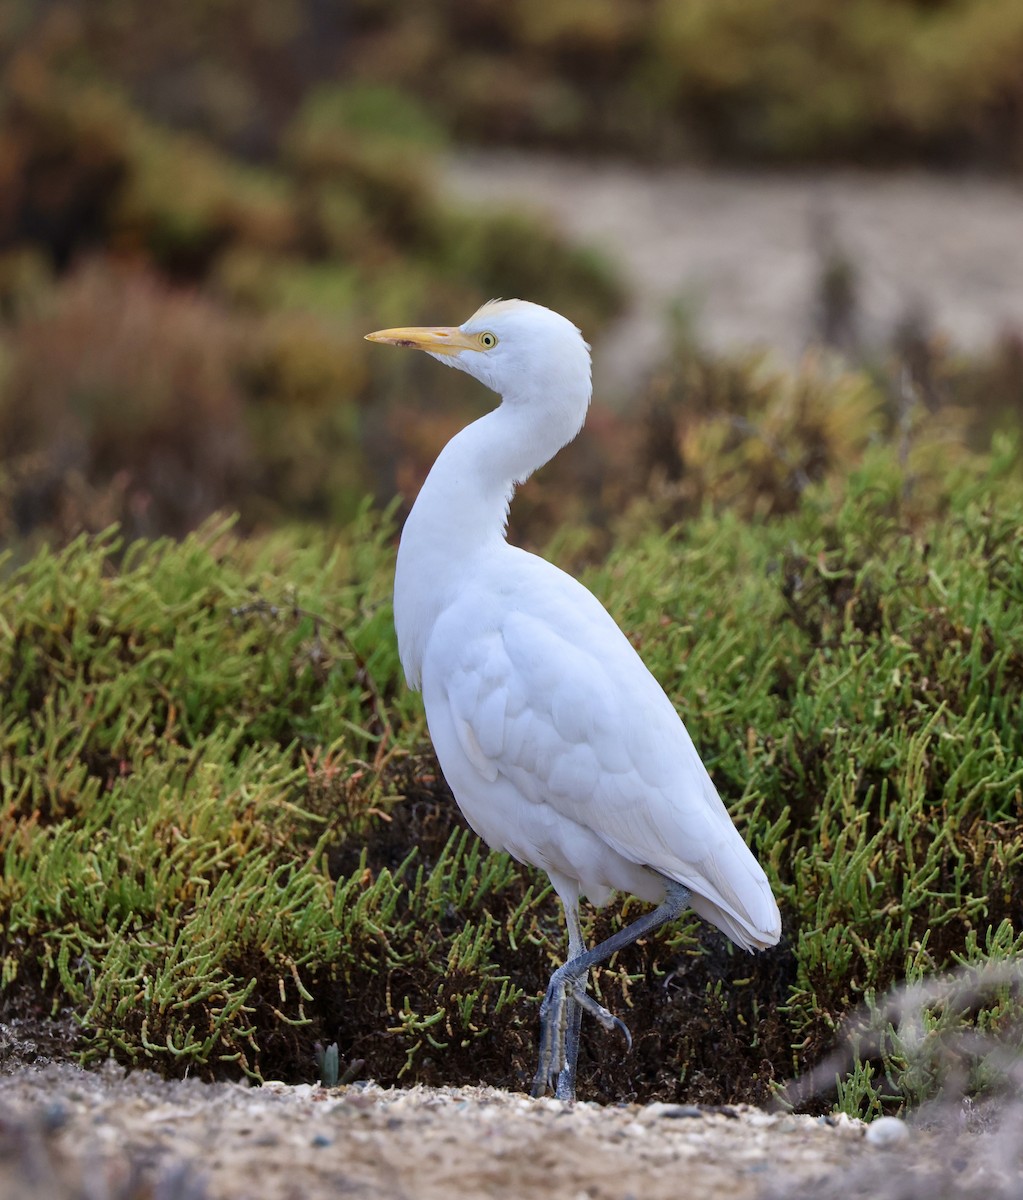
[466,298,532,324]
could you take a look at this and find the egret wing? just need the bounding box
[426,584,779,947]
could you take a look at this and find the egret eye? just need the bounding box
[477,331,498,349]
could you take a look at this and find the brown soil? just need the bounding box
[0,1062,919,1200]
[3,1059,1022,1200]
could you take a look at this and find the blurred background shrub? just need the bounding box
[0,4,622,545]
[10,0,1023,167]
[2,0,1022,549]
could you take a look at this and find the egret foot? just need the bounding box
[530,880,692,1100]
[570,982,633,1046]
[532,967,632,1099]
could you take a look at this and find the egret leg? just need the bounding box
[555,905,586,1101]
[531,880,691,1100]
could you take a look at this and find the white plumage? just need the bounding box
[366,299,780,1099]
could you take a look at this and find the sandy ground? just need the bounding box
[443,153,1023,390]
[4,1062,1018,1200]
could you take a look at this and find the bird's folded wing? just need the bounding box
[439,609,772,933]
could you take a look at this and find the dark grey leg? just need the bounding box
[555,905,586,1101]
[531,880,691,1099]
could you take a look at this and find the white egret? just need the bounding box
[366,299,781,1100]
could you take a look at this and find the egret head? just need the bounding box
[366,299,592,409]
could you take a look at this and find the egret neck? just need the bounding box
[394,380,589,688]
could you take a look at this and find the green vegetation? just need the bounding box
[3,393,1021,1110]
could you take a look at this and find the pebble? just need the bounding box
[818,1112,864,1136]
[639,1103,703,1123]
[865,1116,910,1149]
[41,1102,69,1132]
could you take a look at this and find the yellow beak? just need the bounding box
[364,326,478,357]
